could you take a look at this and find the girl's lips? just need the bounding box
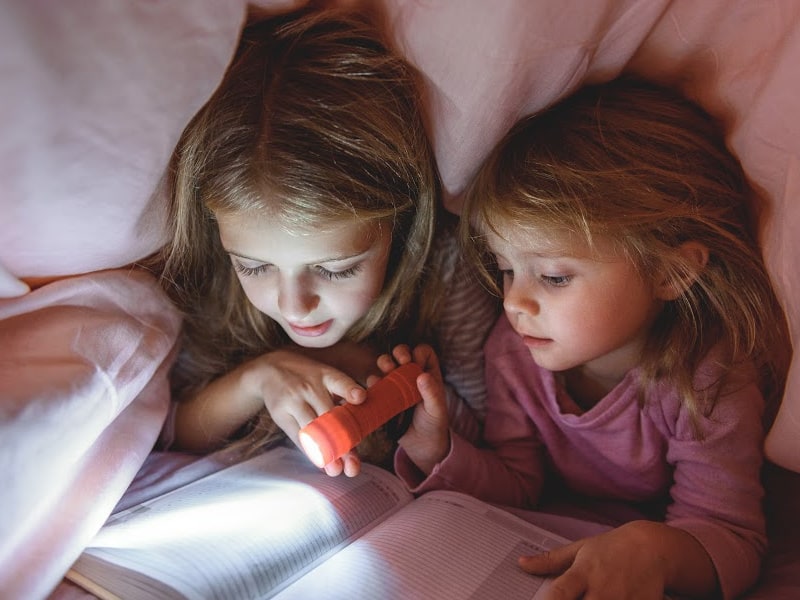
[522,335,552,349]
[289,319,333,337]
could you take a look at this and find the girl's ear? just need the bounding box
[655,241,710,301]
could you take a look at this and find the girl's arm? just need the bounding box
[522,363,768,600]
[173,359,264,453]
[655,373,768,599]
[173,349,367,453]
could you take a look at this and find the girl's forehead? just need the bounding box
[216,211,387,261]
[485,223,618,259]
[486,224,579,252]
[218,209,381,236]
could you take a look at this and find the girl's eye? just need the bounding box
[315,263,363,281]
[233,261,270,277]
[541,274,571,287]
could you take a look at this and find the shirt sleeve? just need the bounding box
[428,223,500,426]
[650,361,768,600]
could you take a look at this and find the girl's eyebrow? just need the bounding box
[224,248,368,264]
[224,250,267,263]
[315,249,369,264]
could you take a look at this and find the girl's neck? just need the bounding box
[562,367,622,411]
[561,343,643,411]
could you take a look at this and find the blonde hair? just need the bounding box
[461,77,790,432]
[157,6,440,449]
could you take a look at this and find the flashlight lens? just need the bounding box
[299,430,326,468]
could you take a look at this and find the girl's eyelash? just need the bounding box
[233,260,363,280]
[541,274,571,287]
[234,262,270,277]
[500,269,570,287]
[316,263,362,280]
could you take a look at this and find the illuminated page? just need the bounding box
[275,490,570,600]
[66,447,412,600]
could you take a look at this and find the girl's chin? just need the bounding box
[291,335,339,349]
[525,350,575,373]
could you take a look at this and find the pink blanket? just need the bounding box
[1,1,797,597]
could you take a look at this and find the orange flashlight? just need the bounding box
[298,362,424,468]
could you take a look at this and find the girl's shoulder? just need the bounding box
[644,345,764,437]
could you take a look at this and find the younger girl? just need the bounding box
[157,6,496,475]
[390,77,790,599]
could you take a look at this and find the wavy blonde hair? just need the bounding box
[461,77,790,433]
[156,6,441,452]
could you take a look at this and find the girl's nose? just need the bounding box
[503,279,539,317]
[278,278,319,321]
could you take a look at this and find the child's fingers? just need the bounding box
[323,453,360,477]
[416,372,448,420]
[411,343,439,371]
[323,459,344,477]
[346,386,369,404]
[376,353,397,374]
[375,345,413,374]
[341,452,361,477]
[391,344,413,364]
[320,371,364,407]
[376,345,440,380]
[518,542,579,575]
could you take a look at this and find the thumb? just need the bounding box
[416,371,448,421]
[518,541,581,576]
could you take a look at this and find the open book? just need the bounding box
[67,446,570,600]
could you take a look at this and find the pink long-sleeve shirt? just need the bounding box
[396,314,767,599]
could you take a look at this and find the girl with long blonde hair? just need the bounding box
[157,5,496,476]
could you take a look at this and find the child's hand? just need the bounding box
[377,344,451,475]
[245,349,366,477]
[519,520,717,600]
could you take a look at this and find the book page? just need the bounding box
[275,489,571,600]
[66,447,412,600]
